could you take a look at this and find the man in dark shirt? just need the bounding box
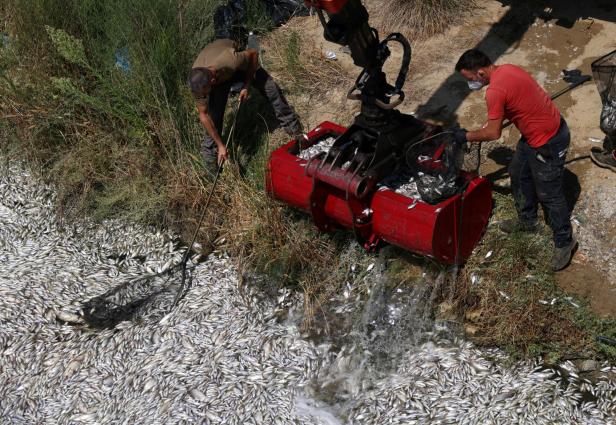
[188,39,303,171]
[453,49,577,271]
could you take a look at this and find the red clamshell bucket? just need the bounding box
[266,122,492,264]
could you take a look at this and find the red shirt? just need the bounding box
[486,64,561,148]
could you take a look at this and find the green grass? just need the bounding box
[0,0,273,218]
[461,193,616,362]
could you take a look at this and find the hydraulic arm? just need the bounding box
[265,0,493,264]
[302,0,427,198]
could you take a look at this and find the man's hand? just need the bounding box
[239,87,249,103]
[465,118,504,143]
[217,145,228,166]
[453,128,468,146]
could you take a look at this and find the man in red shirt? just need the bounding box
[453,49,576,271]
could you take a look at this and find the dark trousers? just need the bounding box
[201,68,302,168]
[509,118,573,248]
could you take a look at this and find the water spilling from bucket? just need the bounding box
[301,255,458,419]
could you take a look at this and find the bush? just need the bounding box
[0,0,273,217]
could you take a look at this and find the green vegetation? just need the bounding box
[460,193,616,362]
[0,0,351,322]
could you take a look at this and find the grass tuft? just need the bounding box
[366,0,476,40]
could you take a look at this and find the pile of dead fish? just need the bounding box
[297,136,336,161]
[377,167,421,199]
[308,275,616,424]
[338,340,616,424]
[0,162,324,424]
[2,159,616,424]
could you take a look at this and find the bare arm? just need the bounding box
[197,103,228,164]
[243,49,259,89]
[466,118,504,142]
[238,49,260,103]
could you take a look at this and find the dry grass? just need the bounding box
[455,193,611,361]
[462,235,588,359]
[260,23,351,96]
[365,0,476,40]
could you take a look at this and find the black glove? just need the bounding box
[453,128,468,146]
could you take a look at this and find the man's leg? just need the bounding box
[529,119,575,270]
[252,68,303,136]
[590,133,616,172]
[508,138,539,228]
[201,82,231,175]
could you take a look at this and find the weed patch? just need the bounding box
[460,193,616,362]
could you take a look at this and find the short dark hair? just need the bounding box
[455,49,493,72]
[188,67,213,94]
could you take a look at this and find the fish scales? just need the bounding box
[2,159,616,424]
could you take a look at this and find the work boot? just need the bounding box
[552,236,578,271]
[590,147,616,172]
[498,218,538,234]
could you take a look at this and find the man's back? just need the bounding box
[487,64,561,148]
[192,39,250,84]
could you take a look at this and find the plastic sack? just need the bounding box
[600,97,616,136]
[114,47,131,73]
[592,50,616,138]
[415,141,462,204]
[260,0,309,26]
[213,0,248,45]
[404,133,465,204]
[416,173,459,204]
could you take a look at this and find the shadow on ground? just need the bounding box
[416,0,616,123]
